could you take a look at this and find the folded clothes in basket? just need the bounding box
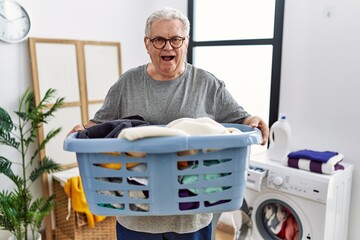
[286,149,344,174]
[78,115,149,139]
[118,117,243,140]
[118,117,242,155]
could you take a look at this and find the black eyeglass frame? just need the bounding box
[146,36,186,49]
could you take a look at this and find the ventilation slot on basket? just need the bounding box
[179,201,200,210]
[178,172,232,185]
[126,162,147,172]
[129,203,150,212]
[205,199,231,207]
[95,176,123,183]
[177,149,198,156]
[203,158,232,166]
[178,174,199,185]
[127,176,148,186]
[204,172,232,181]
[177,160,199,170]
[94,163,122,170]
[125,152,147,158]
[96,189,124,198]
[97,203,125,210]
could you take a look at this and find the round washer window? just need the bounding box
[255,199,302,239]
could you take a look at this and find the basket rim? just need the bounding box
[64,123,262,154]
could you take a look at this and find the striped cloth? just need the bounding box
[286,150,344,174]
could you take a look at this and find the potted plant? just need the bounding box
[0,88,64,240]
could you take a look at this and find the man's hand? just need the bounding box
[243,116,269,145]
[66,122,97,137]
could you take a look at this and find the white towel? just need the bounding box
[118,117,242,141]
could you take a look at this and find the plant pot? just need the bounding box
[8,232,42,240]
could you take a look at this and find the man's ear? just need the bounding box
[184,36,190,51]
[144,37,150,53]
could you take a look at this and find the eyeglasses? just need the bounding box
[147,36,186,49]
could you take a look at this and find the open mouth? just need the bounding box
[161,55,175,61]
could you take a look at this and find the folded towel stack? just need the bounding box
[286,149,344,174]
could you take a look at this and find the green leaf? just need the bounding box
[0,131,20,149]
[31,127,62,164]
[0,107,14,132]
[29,157,61,182]
[0,158,25,188]
[0,107,19,149]
[28,194,56,229]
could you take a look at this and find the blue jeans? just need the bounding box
[116,221,212,240]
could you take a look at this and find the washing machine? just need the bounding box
[244,151,353,240]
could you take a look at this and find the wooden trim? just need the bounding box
[88,99,104,105]
[82,40,122,84]
[29,38,52,240]
[28,37,122,240]
[77,42,89,124]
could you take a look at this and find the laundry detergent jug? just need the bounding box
[268,114,291,162]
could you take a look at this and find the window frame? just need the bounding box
[187,0,285,127]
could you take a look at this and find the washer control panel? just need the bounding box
[267,170,329,203]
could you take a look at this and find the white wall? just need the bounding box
[1,0,360,239]
[0,1,186,239]
[280,0,360,239]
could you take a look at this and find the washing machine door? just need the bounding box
[249,194,313,240]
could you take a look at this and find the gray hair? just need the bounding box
[145,7,190,37]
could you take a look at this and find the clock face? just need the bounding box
[0,0,31,43]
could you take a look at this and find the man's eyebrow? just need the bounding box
[151,35,182,39]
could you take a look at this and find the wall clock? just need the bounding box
[0,0,31,43]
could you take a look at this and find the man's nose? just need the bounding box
[163,39,173,50]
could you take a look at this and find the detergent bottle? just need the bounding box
[268,113,291,162]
